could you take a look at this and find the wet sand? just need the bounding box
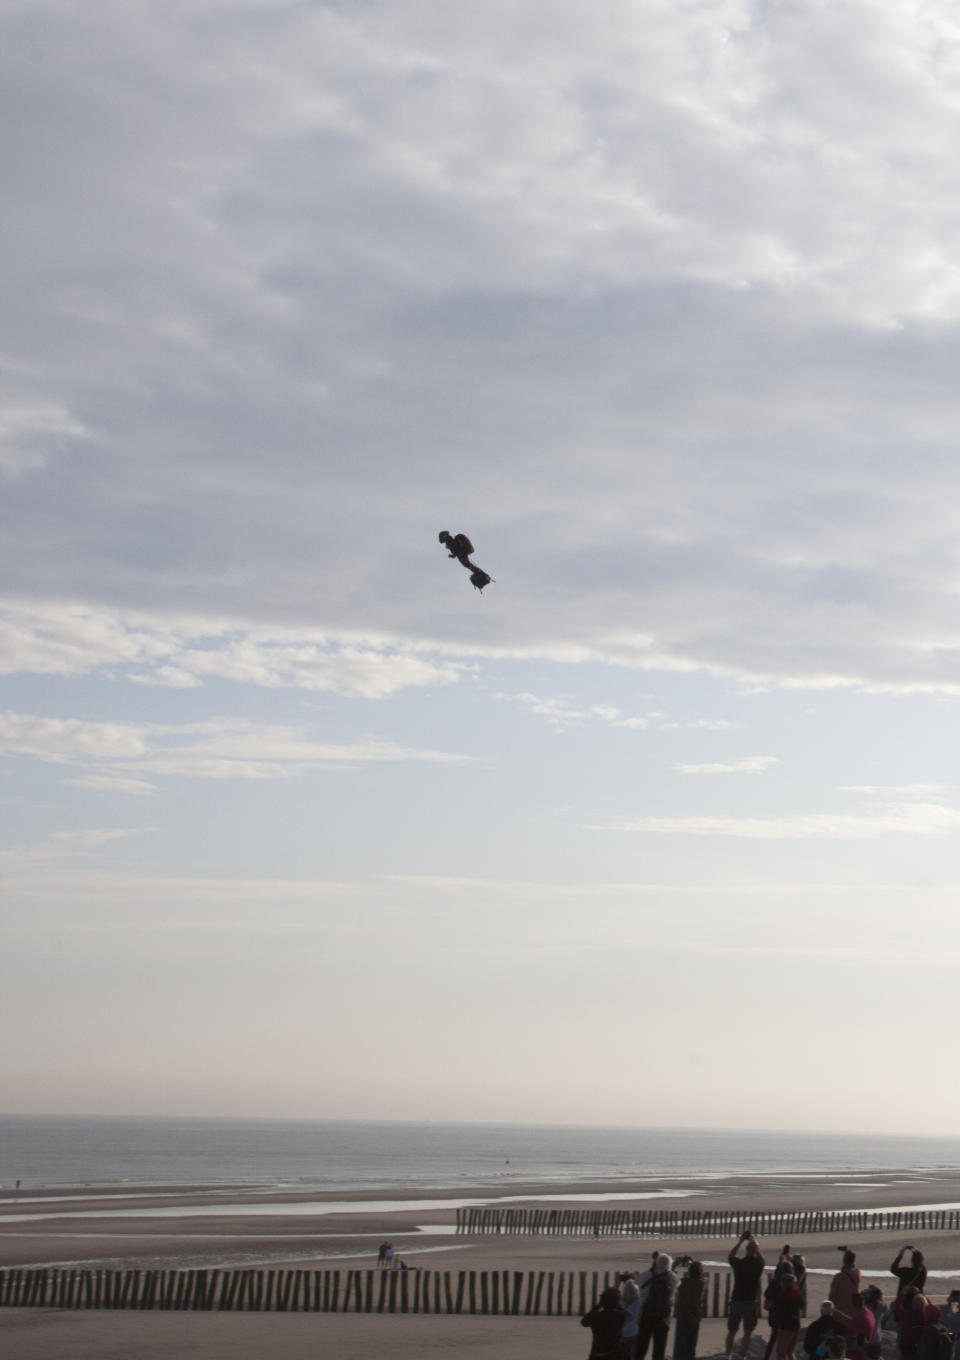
[2,1168,960,1357]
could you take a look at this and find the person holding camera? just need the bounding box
[674,1259,708,1360]
[891,1248,928,1298]
[724,1231,766,1360]
[635,1253,679,1360]
[581,1284,630,1359]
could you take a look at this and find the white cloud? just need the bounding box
[494,691,654,731]
[0,825,152,868]
[673,756,781,775]
[48,827,149,847]
[587,802,960,840]
[0,710,473,782]
[496,690,734,734]
[61,775,158,795]
[0,712,149,762]
[6,8,960,700]
[0,601,464,698]
[0,401,86,475]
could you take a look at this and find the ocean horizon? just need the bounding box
[2,1116,960,1192]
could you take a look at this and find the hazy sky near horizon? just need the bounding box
[4,0,960,1136]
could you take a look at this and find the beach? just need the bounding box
[3,1166,960,1357]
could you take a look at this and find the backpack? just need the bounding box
[643,1274,672,1320]
[918,1324,953,1360]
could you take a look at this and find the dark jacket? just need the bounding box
[581,1304,628,1358]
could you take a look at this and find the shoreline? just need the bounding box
[4,1166,960,1273]
[4,1168,960,1360]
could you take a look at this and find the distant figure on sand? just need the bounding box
[725,1231,766,1360]
[581,1284,629,1359]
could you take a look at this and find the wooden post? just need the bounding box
[533,1271,546,1315]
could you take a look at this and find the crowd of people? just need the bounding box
[581,1234,960,1360]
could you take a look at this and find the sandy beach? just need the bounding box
[3,1168,960,1357]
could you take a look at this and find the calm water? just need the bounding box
[2,1118,960,1191]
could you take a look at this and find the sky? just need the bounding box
[4,0,960,1137]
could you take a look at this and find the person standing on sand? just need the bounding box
[581,1285,630,1359]
[769,1271,803,1360]
[635,1253,679,1360]
[674,1259,708,1360]
[724,1230,766,1360]
[828,1248,861,1323]
[891,1248,928,1298]
[620,1277,641,1358]
[940,1292,960,1360]
[765,1247,805,1360]
[845,1292,877,1360]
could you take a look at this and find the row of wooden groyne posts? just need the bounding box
[0,1265,751,1316]
[455,1205,960,1237]
[5,1204,959,1316]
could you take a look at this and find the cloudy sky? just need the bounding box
[4,0,960,1136]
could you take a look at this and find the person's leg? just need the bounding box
[636,1316,654,1360]
[674,1318,692,1360]
[764,1315,777,1360]
[726,1303,743,1358]
[776,1328,800,1360]
[740,1303,759,1358]
[651,1320,669,1360]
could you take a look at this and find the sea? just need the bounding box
[2,1117,960,1193]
